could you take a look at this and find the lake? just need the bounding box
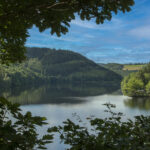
[3,85,150,149]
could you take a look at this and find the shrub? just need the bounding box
[50,103,150,150]
[0,97,53,150]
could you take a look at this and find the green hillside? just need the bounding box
[123,64,145,71]
[0,48,122,92]
[29,48,122,83]
[99,63,143,77]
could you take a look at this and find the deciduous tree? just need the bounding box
[0,0,134,63]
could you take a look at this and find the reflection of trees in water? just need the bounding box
[5,87,45,105]
[124,97,150,110]
[3,83,119,105]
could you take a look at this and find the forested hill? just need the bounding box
[0,47,122,91]
[27,47,88,62]
[27,47,122,80]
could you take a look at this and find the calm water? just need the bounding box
[3,85,150,149]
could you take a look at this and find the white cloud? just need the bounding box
[71,19,97,29]
[129,25,150,39]
[71,18,125,31]
[84,34,95,38]
[51,36,79,42]
[42,33,79,42]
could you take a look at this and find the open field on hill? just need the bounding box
[98,63,147,77]
[123,64,145,71]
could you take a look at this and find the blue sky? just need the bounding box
[26,0,150,64]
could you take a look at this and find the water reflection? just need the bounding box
[124,97,150,110]
[2,82,150,111]
[20,94,150,150]
[2,86,150,150]
[2,84,119,105]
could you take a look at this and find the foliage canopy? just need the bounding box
[0,0,134,63]
[121,63,150,97]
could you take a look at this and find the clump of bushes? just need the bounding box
[50,103,150,150]
[121,63,150,96]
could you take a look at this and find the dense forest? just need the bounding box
[121,63,150,97]
[0,47,122,92]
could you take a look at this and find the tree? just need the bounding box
[121,73,145,96]
[121,63,150,97]
[146,81,150,95]
[0,0,134,63]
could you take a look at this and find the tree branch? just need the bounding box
[46,2,68,9]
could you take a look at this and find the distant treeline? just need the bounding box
[124,62,147,65]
